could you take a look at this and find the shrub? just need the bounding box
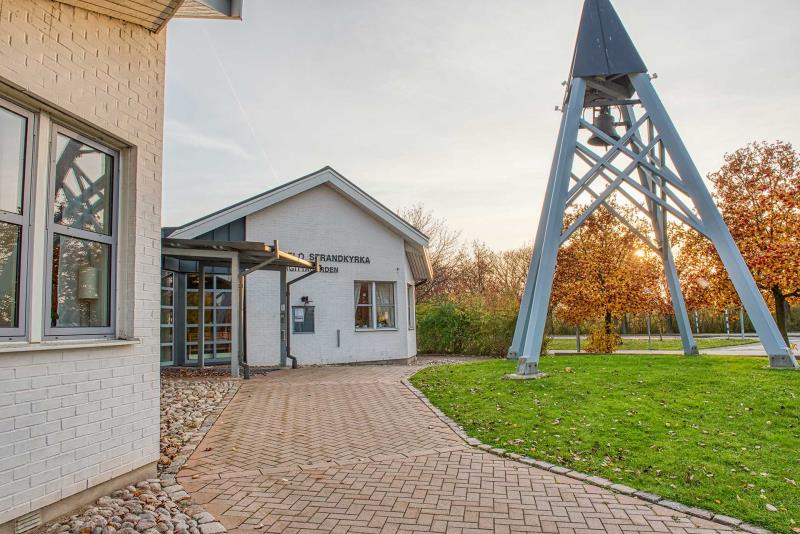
[416,298,516,357]
[540,334,553,356]
[585,325,622,353]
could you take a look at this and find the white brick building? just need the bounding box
[0,1,241,531]
[163,167,432,367]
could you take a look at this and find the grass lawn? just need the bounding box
[411,356,800,533]
[549,336,758,351]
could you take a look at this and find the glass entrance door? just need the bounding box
[160,271,174,365]
[185,271,232,362]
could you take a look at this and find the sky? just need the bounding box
[162,0,800,250]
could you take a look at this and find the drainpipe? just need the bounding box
[285,263,320,369]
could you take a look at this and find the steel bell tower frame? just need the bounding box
[509,0,798,374]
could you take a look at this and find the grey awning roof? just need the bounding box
[162,238,316,270]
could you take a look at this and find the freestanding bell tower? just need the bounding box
[509,0,798,374]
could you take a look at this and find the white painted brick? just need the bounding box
[14,387,48,404]
[0,428,30,447]
[47,384,78,399]
[61,413,89,430]
[31,398,61,413]
[14,436,46,456]
[0,378,33,393]
[30,375,60,389]
[45,427,76,447]
[0,419,12,433]
[29,443,60,463]
[46,406,76,422]
[0,0,165,524]
[60,392,89,407]
[0,451,28,473]
[30,420,61,438]
[14,412,47,429]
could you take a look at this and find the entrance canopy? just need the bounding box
[162,238,316,272]
[162,238,320,378]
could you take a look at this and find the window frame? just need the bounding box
[354,281,397,331]
[292,305,315,334]
[407,284,415,330]
[44,124,120,339]
[0,98,35,341]
[160,270,175,365]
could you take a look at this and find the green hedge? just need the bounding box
[416,299,516,357]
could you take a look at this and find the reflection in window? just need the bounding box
[160,271,174,364]
[0,222,21,328]
[0,107,26,215]
[292,306,315,333]
[53,133,113,235]
[185,271,232,360]
[51,235,110,328]
[0,101,29,338]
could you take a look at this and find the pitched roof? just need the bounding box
[165,167,432,282]
[165,166,429,246]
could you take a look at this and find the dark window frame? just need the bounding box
[292,305,315,334]
[44,124,120,339]
[0,98,35,341]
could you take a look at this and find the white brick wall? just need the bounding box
[245,183,417,366]
[0,0,165,524]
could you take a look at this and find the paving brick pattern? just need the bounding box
[177,366,740,533]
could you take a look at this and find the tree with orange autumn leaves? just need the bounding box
[674,141,800,343]
[550,201,669,339]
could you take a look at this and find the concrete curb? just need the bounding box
[401,376,771,534]
[161,379,242,534]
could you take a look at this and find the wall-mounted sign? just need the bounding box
[288,251,371,274]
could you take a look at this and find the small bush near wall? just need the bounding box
[416,298,516,357]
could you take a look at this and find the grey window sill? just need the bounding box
[354,328,399,332]
[0,338,141,354]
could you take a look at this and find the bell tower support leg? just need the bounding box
[517,78,587,375]
[632,73,797,368]
[658,229,698,354]
[622,106,698,355]
[509,107,569,359]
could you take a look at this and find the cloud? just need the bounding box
[164,120,254,160]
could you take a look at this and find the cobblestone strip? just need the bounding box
[161,381,242,534]
[401,377,770,534]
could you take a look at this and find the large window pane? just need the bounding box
[51,235,111,328]
[377,306,395,329]
[375,283,394,306]
[0,107,26,215]
[355,282,372,305]
[355,306,372,329]
[53,133,113,235]
[0,222,21,328]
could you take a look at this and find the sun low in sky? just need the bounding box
[163,0,800,250]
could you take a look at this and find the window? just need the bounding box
[354,281,396,330]
[292,306,315,333]
[186,271,232,360]
[160,271,174,364]
[46,126,118,337]
[0,100,33,340]
[407,284,415,330]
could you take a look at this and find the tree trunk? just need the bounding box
[604,310,612,334]
[771,286,790,345]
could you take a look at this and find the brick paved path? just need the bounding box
[177,366,739,533]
